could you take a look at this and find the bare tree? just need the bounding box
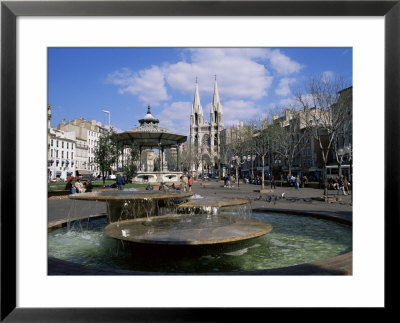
[179,143,192,172]
[246,116,271,191]
[294,75,351,198]
[332,87,352,178]
[190,144,202,176]
[221,125,248,188]
[270,108,310,178]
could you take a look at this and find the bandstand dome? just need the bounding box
[116,105,187,184]
[117,105,187,146]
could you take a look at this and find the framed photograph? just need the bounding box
[2,0,398,320]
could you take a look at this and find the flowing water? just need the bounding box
[48,212,352,274]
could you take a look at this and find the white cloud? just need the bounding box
[222,100,263,126]
[164,48,273,100]
[157,101,192,137]
[265,49,304,75]
[278,93,315,110]
[275,78,297,96]
[107,66,170,106]
[106,48,304,128]
[322,70,335,83]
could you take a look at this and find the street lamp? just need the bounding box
[102,110,111,130]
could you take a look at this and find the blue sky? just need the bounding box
[48,47,352,136]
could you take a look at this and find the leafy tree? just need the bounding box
[122,142,140,181]
[94,130,118,185]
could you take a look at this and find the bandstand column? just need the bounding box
[139,146,142,171]
[177,145,180,171]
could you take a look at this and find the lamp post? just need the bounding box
[102,109,111,130]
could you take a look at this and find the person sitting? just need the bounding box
[65,180,73,193]
[85,180,93,193]
[74,178,86,193]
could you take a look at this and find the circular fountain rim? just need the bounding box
[104,213,272,246]
[48,209,352,275]
[178,197,251,208]
[68,190,194,201]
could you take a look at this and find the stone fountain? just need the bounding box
[69,191,272,253]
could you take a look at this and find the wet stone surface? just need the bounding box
[104,213,272,245]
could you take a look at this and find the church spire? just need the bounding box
[212,75,220,107]
[192,77,203,116]
[210,75,223,126]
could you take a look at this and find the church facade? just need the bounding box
[190,78,224,174]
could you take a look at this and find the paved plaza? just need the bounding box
[48,180,352,224]
[48,180,353,275]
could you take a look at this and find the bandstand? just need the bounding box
[117,105,187,184]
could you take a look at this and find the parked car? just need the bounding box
[106,174,116,180]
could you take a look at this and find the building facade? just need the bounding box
[57,117,107,178]
[190,78,224,174]
[47,104,77,180]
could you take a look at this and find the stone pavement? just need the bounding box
[48,179,352,224]
[192,180,352,223]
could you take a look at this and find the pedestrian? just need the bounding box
[302,175,308,188]
[116,173,125,190]
[74,178,85,193]
[270,176,276,189]
[182,173,188,192]
[337,175,347,195]
[188,175,194,192]
[291,175,296,187]
[85,179,93,193]
[295,175,300,190]
[343,176,349,194]
[226,174,231,188]
[280,174,283,187]
[65,178,73,193]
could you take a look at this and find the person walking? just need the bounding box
[295,175,300,190]
[270,176,276,189]
[337,175,347,195]
[116,173,125,190]
[302,175,308,188]
[226,174,231,188]
[343,176,350,194]
[188,175,194,192]
[182,173,189,192]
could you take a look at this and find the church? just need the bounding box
[190,77,224,175]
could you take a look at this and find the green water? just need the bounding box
[48,213,352,273]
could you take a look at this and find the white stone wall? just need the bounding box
[48,129,76,180]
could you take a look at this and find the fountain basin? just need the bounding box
[104,213,272,246]
[48,211,352,274]
[178,197,250,209]
[69,190,193,222]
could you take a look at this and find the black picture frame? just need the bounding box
[1,1,398,321]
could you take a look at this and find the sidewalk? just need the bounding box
[48,180,352,224]
[192,180,352,222]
